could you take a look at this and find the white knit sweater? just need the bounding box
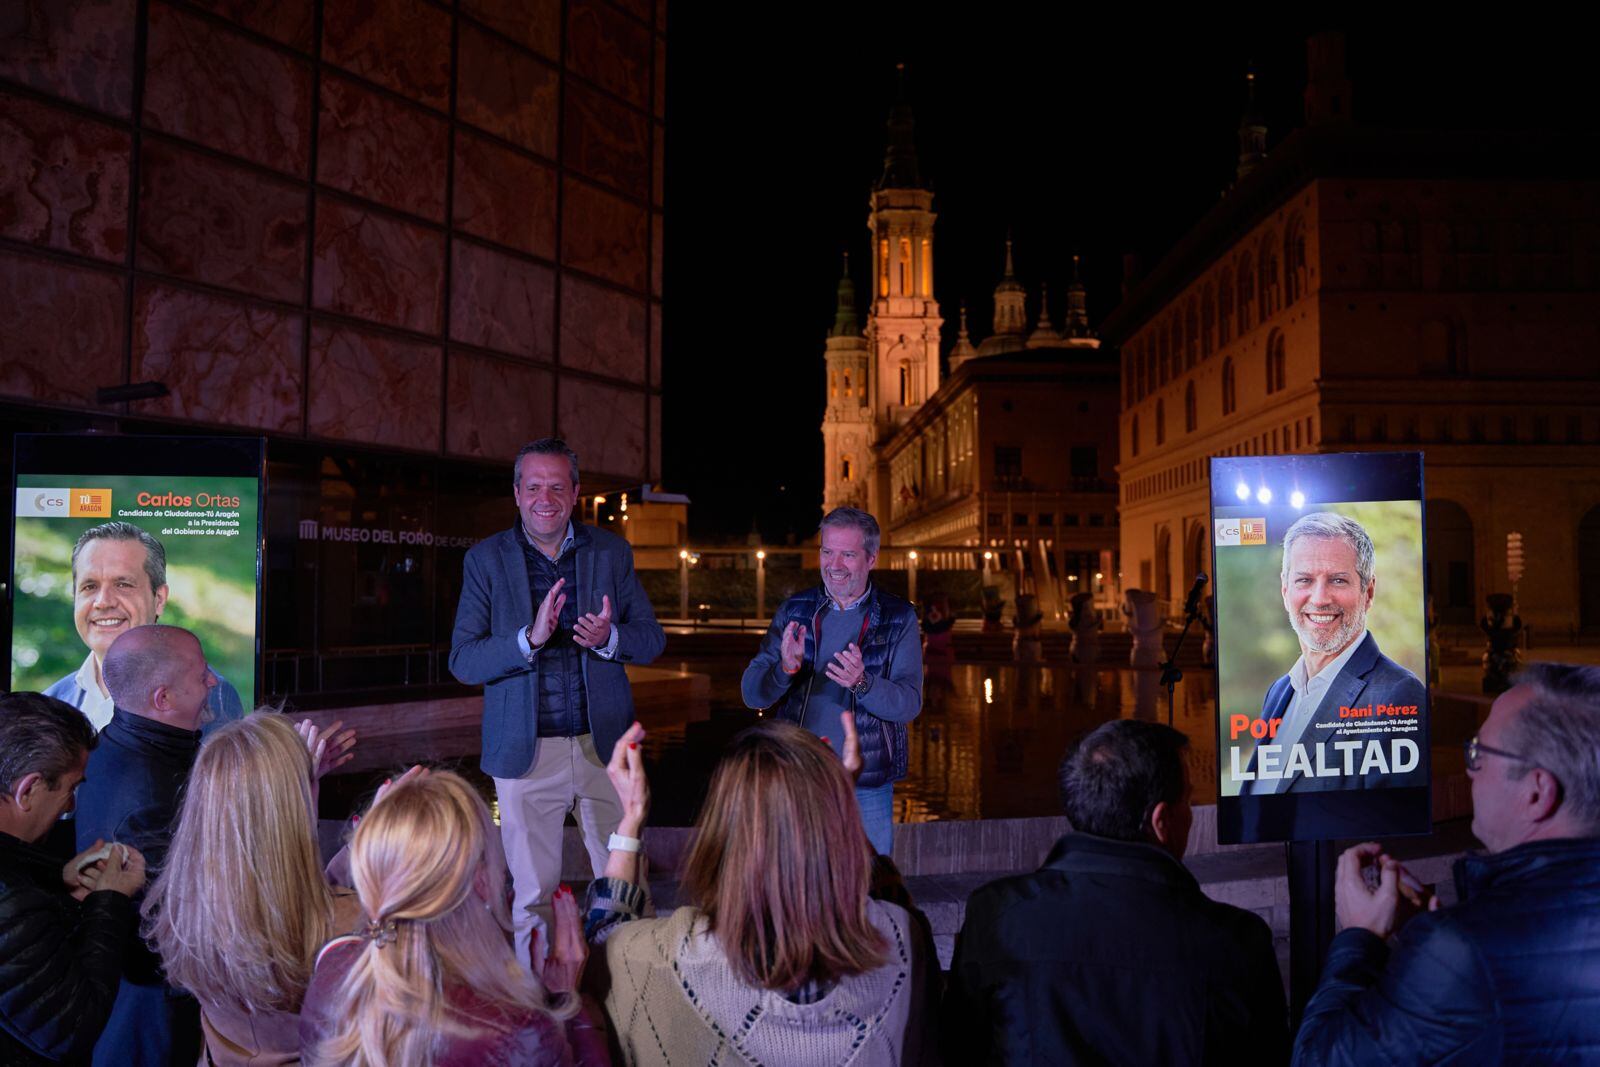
[599,899,940,1066]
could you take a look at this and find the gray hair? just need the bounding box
[72,521,167,591]
[1505,662,1600,831]
[513,438,580,487]
[819,506,881,556]
[0,692,97,794]
[1280,512,1374,588]
[102,624,200,715]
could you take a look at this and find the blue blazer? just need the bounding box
[1257,632,1428,792]
[448,522,664,778]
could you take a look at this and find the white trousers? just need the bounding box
[494,733,621,965]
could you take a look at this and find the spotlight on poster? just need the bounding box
[9,435,265,727]
[1212,452,1431,844]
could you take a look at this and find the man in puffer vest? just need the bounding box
[741,506,922,855]
[1295,662,1600,1064]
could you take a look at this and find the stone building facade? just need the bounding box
[1108,45,1600,633]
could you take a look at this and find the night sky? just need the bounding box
[659,15,1593,543]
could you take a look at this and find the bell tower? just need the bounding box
[822,256,873,513]
[868,65,943,436]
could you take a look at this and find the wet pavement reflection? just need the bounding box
[639,656,1221,826]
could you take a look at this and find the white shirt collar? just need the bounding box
[1288,629,1369,696]
[73,651,115,733]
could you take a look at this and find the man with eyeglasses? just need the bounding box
[1294,663,1600,1065]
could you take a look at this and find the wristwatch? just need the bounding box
[852,673,873,697]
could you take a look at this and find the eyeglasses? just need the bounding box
[1463,733,1531,772]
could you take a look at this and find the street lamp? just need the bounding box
[907,549,918,604]
[678,548,689,620]
[755,549,767,620]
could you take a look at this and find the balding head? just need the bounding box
[102,624,215,731]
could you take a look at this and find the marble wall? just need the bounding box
[0,0,663,482]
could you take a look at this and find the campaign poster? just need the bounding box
[10,435,264,715]
[1212,452,1431,843]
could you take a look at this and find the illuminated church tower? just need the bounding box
[863,67,942,517]
[822,257,873,512]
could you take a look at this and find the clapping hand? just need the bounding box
[372,764,428,808]
[824,642,866,690]
[840,711,863,782]
[779,621,808,674]
[574,595,614,650]
[296,718,357,780]
[605,722,649,835]
[540,884,587,994]
[530,578,568,648]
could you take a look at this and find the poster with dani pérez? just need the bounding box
[9,435,265,729]
[1212,452,1431,844]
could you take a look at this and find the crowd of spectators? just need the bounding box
[4,623,1599,1064]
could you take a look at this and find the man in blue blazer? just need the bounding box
[449,439,664,962]
[1243,512,1427,795]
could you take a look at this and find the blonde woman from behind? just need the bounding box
[143,713,361,1065]
[300,770,607,1067]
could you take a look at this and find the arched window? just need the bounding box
[841,456,853,481]
[878,238,889,296]
[1285,215,1308,303]
[1218,267,1234,345]
[1156,399,1166,446]
[1265,331,1287,394]
[1236,254,1255,334]
[830,372,838,398]
[1185,381,1197,433]
[1258,232,1281,319]
[898,363,911,406]
[842,372,852,395]
[1185,299,1199,368]
[1200,283,1216,358]
[1222,357,1237,416]
[1131,414,1140,457]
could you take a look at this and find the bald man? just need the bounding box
[74,624,216,1067]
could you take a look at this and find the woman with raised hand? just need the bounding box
[142,712,359,1066]
[299,769,607,1067]
[587,714,942,1066]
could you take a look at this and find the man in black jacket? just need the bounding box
[0,692,148,1064]
[945,719,1288,1064]
[1295,662,1600,1064]
[75,625,216,1066]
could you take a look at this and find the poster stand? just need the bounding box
[1287,839,1338,1029]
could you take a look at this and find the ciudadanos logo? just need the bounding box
[14,488,112,518]
[15,488,69,517]
[1214,518,1268,546]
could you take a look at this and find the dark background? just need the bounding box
[659,14,1596,542]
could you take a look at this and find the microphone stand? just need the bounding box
[1161,579,1207,727]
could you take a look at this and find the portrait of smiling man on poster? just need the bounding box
[1239,511,1427,795]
